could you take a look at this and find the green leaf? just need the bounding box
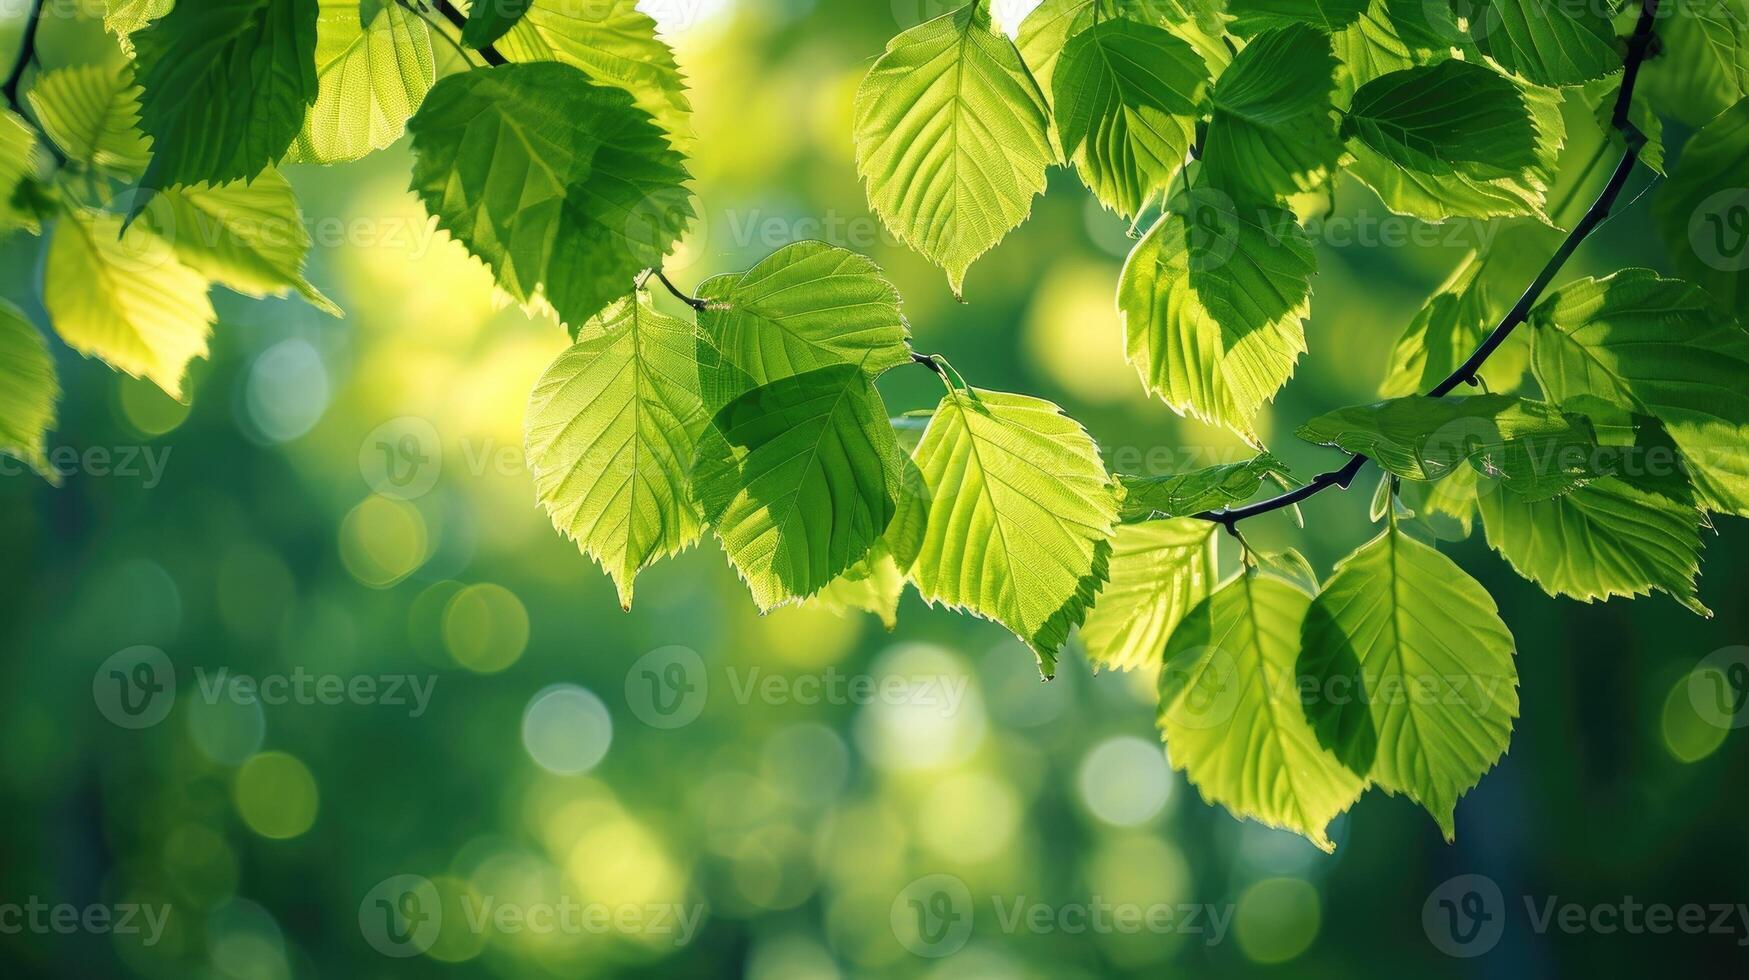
[1300,526,1518,839]
[693,242,912,411]
[1530,269,1749,517]
[1343,60,1540,178]
[407,62,693,332]
[1051,18,1210,218]
[1345,77,1563,222]
[1380,223,1558,396]
[1227,0,1367,34]
[1638,0,1749,127]
[1468,0,1620,88]
[1201,23,1344,202]
[1588,81,1664,176]
[139,170,340,317]
[1116,451,1293,520]
[102,0,174,54]
[693,364,903,611]
[1399,464,1480,538]
[1118,188,1315,443]
[0,110,44,235]
[0,302,60,483]
[1295,394,1605,498]
[1081,518,1217,671]
[1019,0,1229,109]
[289,0,435,164]
[1480,475,1710,615]
[895,387,1118,676]
[133,0,320,193]
[854,3,1053,297]
[1653,97,1749,324]
[43,208,215,401]
[1333,0,1464,99]
[24,65,152,177]
[463,0,532,48]
[805,539,907,630]
[1158,573,1365,852]
[526,292,708,609]
[492,0,691,146]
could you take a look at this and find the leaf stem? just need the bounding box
[1193,0,1662,527]
[643,267,708,311]
[429,0,509,66]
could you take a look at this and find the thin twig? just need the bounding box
[430,0,509,66]
[2,0,45,108]
[646,268,707,311]
[1193,0,1663,527]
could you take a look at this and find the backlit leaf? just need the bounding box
[1081,518,1217,671]
[854,3,1053,296]
[895,387,1118,676]
[1200,23,1344,202]
[1158,573,1366,851]
[289,0,435,164]
[0,302,59,483]
[526,292,708,608]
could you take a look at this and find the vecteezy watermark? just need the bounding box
[1423,874,1749,957]
[890,874,1232,958]
[0,898,171,946]
[358,875,705,958]
[1690,645,1749,730]
[720,209,903,252]
[93,648,437,728]
[1687,188,1749,272]
[623,645,970,729]
[357,417,538,500]
[0,444,172,487]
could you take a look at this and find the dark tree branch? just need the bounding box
[429,0,509,66]
[1194,0,1663,528]
[2,0,45,108]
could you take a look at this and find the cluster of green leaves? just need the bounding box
[4,0,1748,851]
[0,0,691,476]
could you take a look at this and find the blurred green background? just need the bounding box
[3,1,1748,976]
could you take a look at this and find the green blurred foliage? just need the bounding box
[2,2,1748,977]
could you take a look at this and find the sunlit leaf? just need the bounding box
[1081,518,1217,671]
[694,241,911,411]
[289,0,435,164]
[1052,17,1209,217]
[139,170,340,316]
[806,539,907,630]
[1300,526,1518,839]
[492,0,691,146]
[1480,474,1711,615]
[854,3,1053,296]
[1227,0,1366,34]
[1638,0,1749,126]
[896,387,1118,676]
[24,64,152,176]
[0,110,44,235]
[463,0,532,48]
[43,208,214,401]
[0,301,59,483]
[1119,188,1314,443]
[526,292,708,608]
[1158,573,1366,852]
[1530,269,1749,517]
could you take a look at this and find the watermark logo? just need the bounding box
[1688,188,1749,272]
[93,646,176,729]
[1690,645,1749,730]
[892,874,974,958]
[0,898,171,945]
[360,416,443,500]
[359,875,442,958]
[1423,874,1505,957]
[626,645,710,728]
[623,647,971,728]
